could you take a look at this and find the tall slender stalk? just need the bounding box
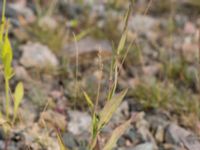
[0,0,6,41]
[198,29,200,102]
[2,0,6,22]
[5,78,9,119]
[1,0,9,120]
[1,0,11,120]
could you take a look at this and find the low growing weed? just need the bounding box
[129,79,200,121]
[57,1,135,150]
[0,0,24,124]
[83,3,133,150]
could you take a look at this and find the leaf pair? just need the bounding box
[103,118,131,150]
[84,89,128,150]
[0,0,24,126]
[107,6,131,101]
[98,89,128,129]
[84,89,127,129]
[101,89,133,150]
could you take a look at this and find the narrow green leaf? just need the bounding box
[0,24,4,41]
[2,29,13,61]
[92,113,99,138]
[122,3,132,32]
[103,119,131,150]
[98,89,128,129]
[0,38,3,52]
[14,82,24,110]
[117,30,127,55]
[83,91,94,108]
[2,53,12,78]
[2,0,6,23]
[2,31,13,78]
[13,82,24,121]
[116,5,131,55]
[56,132,68,150]
[75,28,94,41]
[107,66,118,101]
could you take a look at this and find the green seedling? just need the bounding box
[107,4,131,101]
[0,0,24,123]
[26,23,66,54]
[1,27,13,119]
[35,0,58,18]
[0,0,13,120]
[130,79,200,122]
[81,2,134,149]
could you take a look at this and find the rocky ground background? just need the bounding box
[0,0,200,150]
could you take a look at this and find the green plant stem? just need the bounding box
[2,0,6,22]
[90,134,99,150]
[0,0,6,41]
[5,78,9,120]
[198,28,200,102]
[35,0,42,18]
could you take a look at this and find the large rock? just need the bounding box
[20,42,59,70]
[39,110,67,130]
[165,123,200,150]
[62,37,112,64]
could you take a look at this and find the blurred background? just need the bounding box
[0,0,200,149]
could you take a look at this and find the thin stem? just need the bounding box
[5,78,9,120]
[198,29,200,100]
[2,0,6,23]
[73,33,79,107]
[90,134,99,150]
[0,0,6,41]
[94,50,103,113]
[35,0,42,18]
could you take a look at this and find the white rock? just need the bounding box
[39,16,58,30]
[68,110,91,135]
[128,14,159,34]
[62,36,112,64]
[20,43,58,69]
[133,143,155,150]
